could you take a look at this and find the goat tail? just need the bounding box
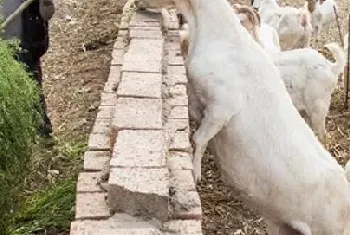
[324,42,346,76]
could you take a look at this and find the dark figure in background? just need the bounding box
[1,0,55,141]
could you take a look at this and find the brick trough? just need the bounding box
[70,3,203,235]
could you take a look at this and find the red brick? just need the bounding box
[168,42,181,52]
[168,9,179,22]
[169,50,184,65]
[170,97,188,106]
[130,28,163,39]
[170,84,187,98]
[104,81,119,93]
[122,39,163,73]
[170,169,195,191]
[168,152,193,171]
[133,12,161,22]
[104,66,121,93]
[75,192,110,220]
[117,72,162,99]
[88,133,110,151]
[168,21,179,29]
[168,66,187,84]
[107,66,121,84]
[163,220,202,235]
[77,172,103,193]
[164,119,189,132]
[92,119,110,134]
[111,49,124,66]
[113,37,125,49]
[169,106,189,119]
[108,168,169,221]
[169,131,191,152]
[118,29,129,37]
[171,190,201,221]
[83,151,110,171]
[100,93,117,106]
[167,30,180,39]
[129,20,161,28]
[174,207,202,221]
[95,106,114,120]
[112,98,162,130]
[110,130,166,168]
[70,220,162,235]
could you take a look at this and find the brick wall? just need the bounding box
[70,3,202,234]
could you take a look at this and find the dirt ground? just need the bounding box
[41,0,349,234]
[42,0,126,140]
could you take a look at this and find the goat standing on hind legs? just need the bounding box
[174,0,350,234]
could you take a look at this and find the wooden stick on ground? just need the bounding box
[334,6,344,47]
[1,0,35,29]
[344,14,350,109]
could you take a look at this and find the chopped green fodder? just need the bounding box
[0,38,41,232]
[6,139,86,235]
[8,179,77,235]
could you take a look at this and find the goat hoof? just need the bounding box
[193,172,201,184]
[193,162,202,183]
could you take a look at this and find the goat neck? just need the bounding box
[182,0,251,42]
[253,0,279,11]
[174,0,196,64]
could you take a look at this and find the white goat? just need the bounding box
[175,1,350,235]
[252,0,312,50]
[304,0,339,45]
[234,8,345,142]
[272,43,345,143]
[257,22,281,55]
[180,9,344,142]
[233,3,281,55]
[179,5,281,58]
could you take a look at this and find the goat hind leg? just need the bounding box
[311,110,327,144]
[192,104,234,183]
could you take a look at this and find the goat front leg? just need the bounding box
[192,103,235,183]
[310,108,327,144]
[313,26,320,49]
[265,220,280,235]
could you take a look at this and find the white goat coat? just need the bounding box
[176,0,350,234]
[257,23,281,55]
[304,0,338,38]
[253,0,312,50]
[272,47,343,112]
[271,45,345,141]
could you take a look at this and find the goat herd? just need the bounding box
[136,0,350,234]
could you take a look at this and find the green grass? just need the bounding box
[6,139,87,235]
[8,179,77,235]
